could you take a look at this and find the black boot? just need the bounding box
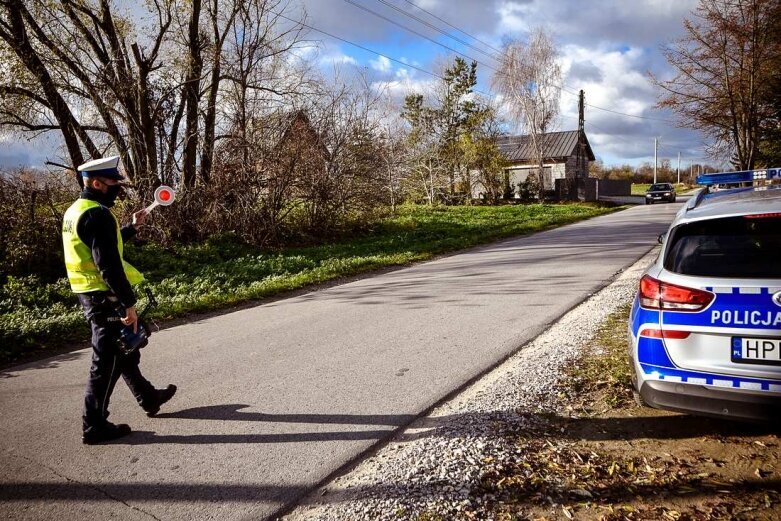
[82,422,132,445]
[143,384,177,417]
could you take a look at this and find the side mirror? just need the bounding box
[658,233,666,244]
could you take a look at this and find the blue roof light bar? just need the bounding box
[696,168,780,186]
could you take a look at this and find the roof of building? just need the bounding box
[496,130,595,163]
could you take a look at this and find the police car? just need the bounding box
[629,168,781,422]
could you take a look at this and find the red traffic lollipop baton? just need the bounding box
[144,186,176,213]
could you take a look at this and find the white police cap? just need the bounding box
[77,156,124,180]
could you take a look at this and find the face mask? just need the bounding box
[104,184,123,206]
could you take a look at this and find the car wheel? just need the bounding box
[632,388,649,408]
[646,200,652,205]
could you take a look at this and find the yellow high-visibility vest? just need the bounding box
[62,198,144,293]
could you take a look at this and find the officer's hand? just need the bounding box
[132,209,148,227]
[121,306,138,333]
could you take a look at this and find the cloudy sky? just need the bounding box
[0,0,711,169]
[297,0,708,168]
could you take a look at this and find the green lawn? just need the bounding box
[1,203,617,364]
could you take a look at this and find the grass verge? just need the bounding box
[566,303,634,412]
[1,203,616,366]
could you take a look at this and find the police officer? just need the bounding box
[62,156,176,445]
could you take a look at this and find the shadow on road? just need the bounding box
[2,407,777,510]
[156,404,416,426]
[2,477,777,505]
[114,406,778,446]
[549,412,779,440]
[0,481,308,503]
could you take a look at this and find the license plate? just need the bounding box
[731,337,781,365]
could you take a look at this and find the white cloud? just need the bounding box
[370,55,392,73]
[319,52,358,67]
[551,42,705,164]
[560,44,653,120]
[371,70,438,106]
[496,1,531,34]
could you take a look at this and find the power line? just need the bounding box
[342,0,500,73]
[379,9,672,125]
[271,10,496,99]
[586,101,675,124]
[374,0,498,61]
[400,0,502,54]
[276,11,444,78]
[585,121,638,147]
[560,87,676,124]
[657,142,708,159]
[584,124,708,165]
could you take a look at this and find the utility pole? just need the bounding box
[577,89,586,179]
[654,138,658,184]
[677,152,681,185]
[572,89,586,201]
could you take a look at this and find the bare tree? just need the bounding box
[652,0,781,169]
[462,106,505,203]
[0,0,97,173]
[221,0,311,165]
[402,92,444,205]
[493,28,561,199]
[181,0,204,189]
[0,0,177,191]
[377,115,409,212]
[0,0,312,195]
[303,68,386,231]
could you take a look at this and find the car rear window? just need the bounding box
[665,216,781,278]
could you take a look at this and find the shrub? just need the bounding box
[517,176,541,201]
[0,169,77,283]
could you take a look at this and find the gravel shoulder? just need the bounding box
[283,248,780,521]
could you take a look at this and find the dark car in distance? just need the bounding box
[645,183,676,204]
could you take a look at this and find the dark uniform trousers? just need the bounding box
[78,292,155,431]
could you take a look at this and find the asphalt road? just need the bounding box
[0,202,682,520]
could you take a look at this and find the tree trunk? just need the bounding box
[164,89,187,185]
[183,0,203,189]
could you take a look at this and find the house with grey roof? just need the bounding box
[495,130,595,194]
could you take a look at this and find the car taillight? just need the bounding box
[639,275,714,312]
[639,328,691,339]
